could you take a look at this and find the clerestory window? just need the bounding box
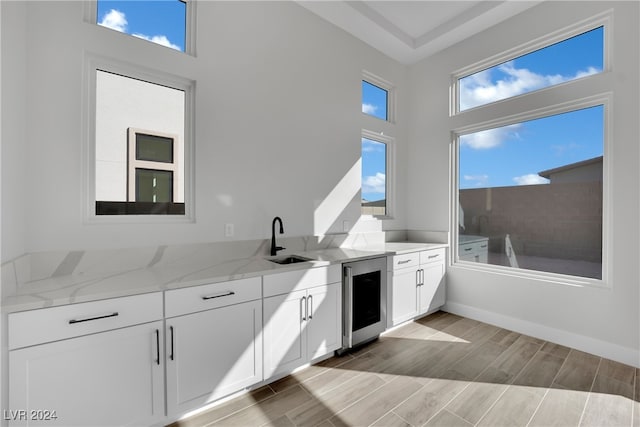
[96,0,190,53]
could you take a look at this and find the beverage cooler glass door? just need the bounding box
[342,257,387,350]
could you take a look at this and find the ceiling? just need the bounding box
[297,1,542,64]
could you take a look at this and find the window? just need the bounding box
[96,0,188,52]
[457,105,605,280]
[362,81,388,120]
[362,71,395,122]
[361,131,394,217]
[127,129,180,204]
[458,26,603,111]
[90,63,193,218]
[453,18,610,283]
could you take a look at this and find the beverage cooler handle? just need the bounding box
[344,266,353,349]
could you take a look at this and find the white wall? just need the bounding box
[0,1,407,258]
[407,1,640,365]
[1,1,27,262]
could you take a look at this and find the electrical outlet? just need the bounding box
[224,223,234,237]
[343,220,351,232]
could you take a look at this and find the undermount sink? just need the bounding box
[268,255,313,265]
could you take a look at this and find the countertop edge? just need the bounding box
[2,242,448,314]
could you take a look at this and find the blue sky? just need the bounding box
[458,27,604,189]
[361,81,389,203]
[97,0,185,51]
[362,82,388,121]
[460,105,603,189]
[361,138,386,203]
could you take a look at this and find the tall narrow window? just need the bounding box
[97,0,187,52]
[457,105,604,279]
[458,26,603,111]
[361,137,388,216]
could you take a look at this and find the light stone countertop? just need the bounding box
[2,241,448,314]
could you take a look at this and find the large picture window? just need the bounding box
[453,18,609,283]
[457,105,604,279]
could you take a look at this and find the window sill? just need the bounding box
[450,259,608,290]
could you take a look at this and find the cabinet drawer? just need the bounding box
[390,253,420,271]
[8,292,163,350]
[165,276,261,318]
[459,241,488,256]
[263,265,341,298]
[420,248,446,265]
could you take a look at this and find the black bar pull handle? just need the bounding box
[155,329,160,365]
[69,312,119,324]
[169,326,175,361]
[202,291,235,300]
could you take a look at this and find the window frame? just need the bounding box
[362,70,396,124]
[361,129,396,220]
[451,94,612,288]
[83,54,195,223]
[449,12,614,287]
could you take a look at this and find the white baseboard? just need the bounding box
[444,301,640,368]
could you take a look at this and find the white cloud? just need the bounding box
[513,174,549,186]
[98,9,180,51]
[459,63,600,149]
[460,61,601,110]
[460,124,521,150]
[362,103,378,115]
[362,173,386,194]
[362,138,384,152]
[132,33,181,51]
[463,174,489,187]
[99,9,127,33]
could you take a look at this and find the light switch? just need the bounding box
[224,223,234,237]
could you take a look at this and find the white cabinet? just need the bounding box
[8,293,165,427]
[420,251,446,313]
[164,277,263,415]
[459,235,489,263]
[262,265,342,379]
[389,257,420,326]
[388,248,446,327]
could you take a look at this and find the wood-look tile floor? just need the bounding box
[170,311,640,427]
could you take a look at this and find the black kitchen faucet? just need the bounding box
[270,216,285,256]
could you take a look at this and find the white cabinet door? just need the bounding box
[166,299,263,415]
[307,282,341,361]
[391,268,419,326]
[419,262,445,314]
[263,289,307,379]
[9,321,165,427]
